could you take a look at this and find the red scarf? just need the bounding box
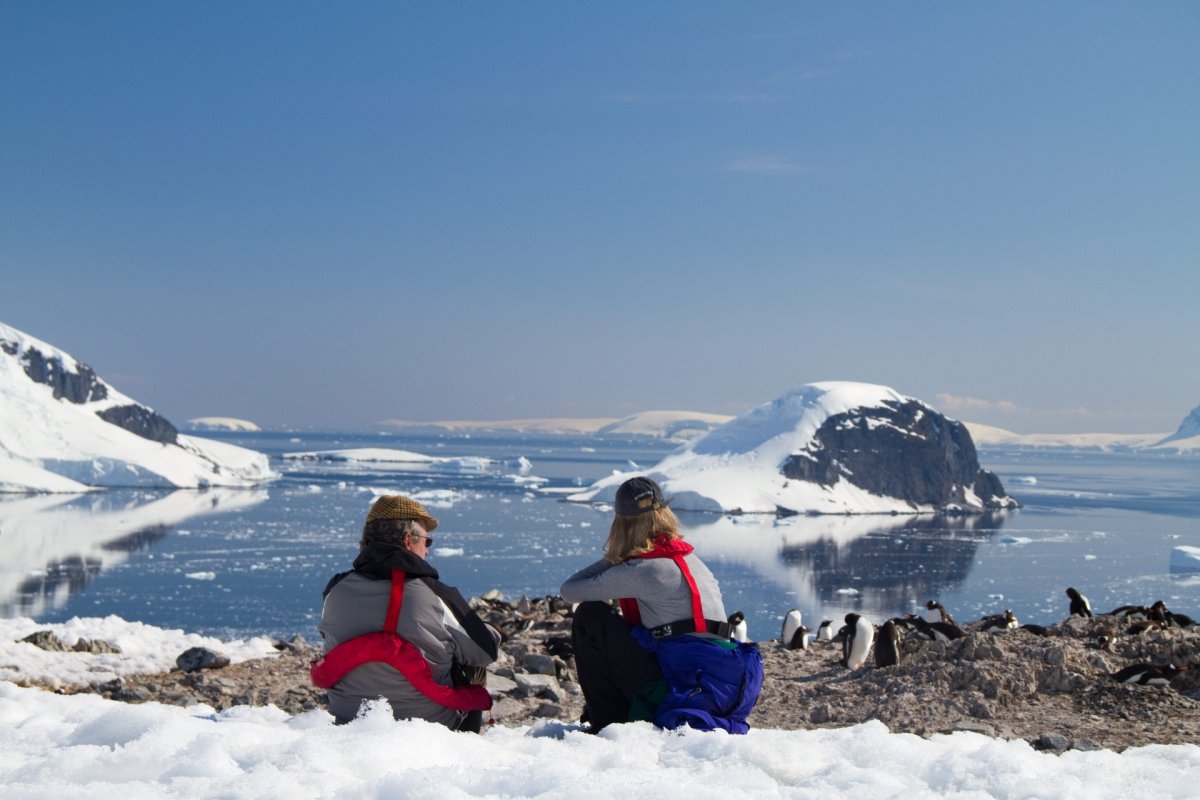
[618,536,705,630]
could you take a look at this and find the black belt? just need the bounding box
[649,618,732,640]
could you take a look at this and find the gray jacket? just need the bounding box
[560,551,726,629]
[319,546,500,727]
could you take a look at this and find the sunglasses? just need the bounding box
[415,535,434,547]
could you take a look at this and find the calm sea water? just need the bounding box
[2,431,1197,642]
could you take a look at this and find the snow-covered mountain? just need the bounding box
[569,382,1018,515]
[0,322,274,492]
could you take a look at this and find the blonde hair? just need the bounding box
[604,506,681,563]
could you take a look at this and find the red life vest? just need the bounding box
[617,536,707,632]
[310,569,492,712]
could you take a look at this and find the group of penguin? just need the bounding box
[723,585,1195,685]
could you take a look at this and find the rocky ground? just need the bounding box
[17,595,1200,753]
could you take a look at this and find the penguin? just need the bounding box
[1109,663,1189,686]
[1066,587,1093,618]
[781,609,808,650]
[728,611,749,643]
[981,610,1018,632]
[1020,623,1051,637]
[816,619,835,642]
[874,619,901,667]
[841,613,875,670]
[1127,619,1166,636]
[922,600,958,627]
[910,616,966,642]
[1107,604,1148,620]
[1148,601,1169,624]
[1094,634,1113,651]
[1167,611,1196,628]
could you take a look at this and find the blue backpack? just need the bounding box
[631,627,764,734]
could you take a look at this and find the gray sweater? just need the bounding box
[560,553,726,630]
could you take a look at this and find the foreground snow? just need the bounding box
[1,615,1198,798]
[1,685,1197,800]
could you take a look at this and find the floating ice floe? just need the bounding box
[282,448,438,463]
[1010,476,1038,485]
[999,536,1032,545]
[185,571,217,581]
[1170,545,1200,573]
[432,547,464,558]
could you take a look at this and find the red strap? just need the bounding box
[671,555,706,631]
[385,569,405,632]
[310,568,491,712]
[619,554,705,630]
[310,632,491,711]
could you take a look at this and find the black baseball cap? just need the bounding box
[614,476,666,516]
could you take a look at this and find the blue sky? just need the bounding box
[2,2,1196,432]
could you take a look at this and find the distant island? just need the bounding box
[184,417,262,433]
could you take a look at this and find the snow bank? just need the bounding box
[0,615,278,688]
[0,685,1196,799]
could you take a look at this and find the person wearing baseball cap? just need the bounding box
[560,476,761,733]
[315,495,500,730]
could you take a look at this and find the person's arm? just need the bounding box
[560,558,646,604]
[441,602,501,668]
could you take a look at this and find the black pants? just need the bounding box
[571,601,662,732]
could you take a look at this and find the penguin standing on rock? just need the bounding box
[781,609,808,650]
[727,611,749,643]
[1109,663,1189,686]
[875,619,901,667]
[1066,587,1093,618]
[923,600,958,627]
[816,620,835,642]
[841,613,875,670]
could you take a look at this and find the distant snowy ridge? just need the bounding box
[597,410,732,441]
[965,420,1199,453]
[570,382,1017,515]
[0,321,274,493]
[380,410,733,442]
[185,417,261,432]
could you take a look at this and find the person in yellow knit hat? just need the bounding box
[315,495,500,730]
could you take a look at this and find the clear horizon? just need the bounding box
[2,3,1196,434]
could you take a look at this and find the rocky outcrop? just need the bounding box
[15,344,108,403]
[781,399,1016,512]
[96,404,179,445]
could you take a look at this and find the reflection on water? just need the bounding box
[0,489,267,618]
[682,511,1007,625]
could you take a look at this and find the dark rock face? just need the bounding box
[781,400,1016,512]
[18,346,108,403]
[96,404,179,445]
